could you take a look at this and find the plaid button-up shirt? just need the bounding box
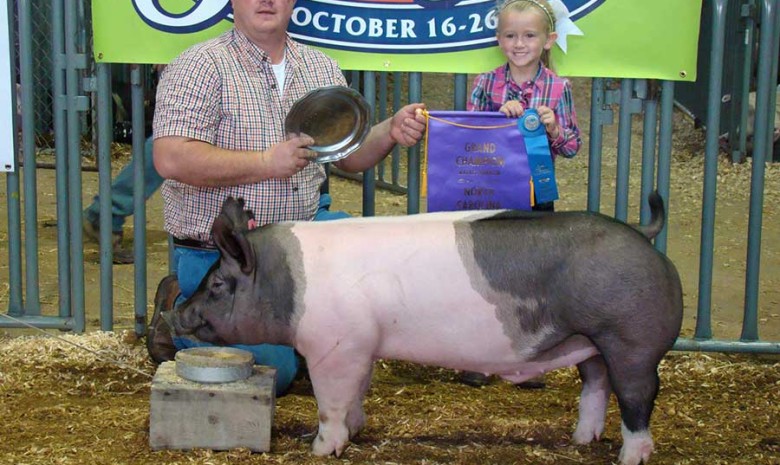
[154,29,347,243]
[467,64,581,159]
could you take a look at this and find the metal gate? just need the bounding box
[2,0,778,353]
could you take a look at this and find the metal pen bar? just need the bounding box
[377,72,387,184]
[639,91,658,225]
[655,81,675,254]
[741,0,779,341]
[19,0,40,315]
[453,73,467,110]
[695,0,730,341]
[406,72,422,214]
[5,0,22,316]
[52,0,71,319]
[362,70,376,217]
[586,78,606,212]
[0,315,75,330]
[132,64,147,335]
[65,0,85,332]
[96,62,113,331]
[614,78,634,222]
[5,173,23,315]
[734,2,756,163]
[674,337,780,354]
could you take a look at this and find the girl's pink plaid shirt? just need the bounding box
[467,64,581,160]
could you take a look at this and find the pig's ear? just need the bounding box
[213,217,256,275]
[212,199,256,275]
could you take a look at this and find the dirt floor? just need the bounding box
[0,332,777,465]
[0,76,779,464]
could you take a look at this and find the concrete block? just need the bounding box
[149,361,276,452]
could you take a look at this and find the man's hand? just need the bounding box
[537,105,560,139]
[499,100,525,118]
[390,103,427,147]
[264,134,316,179]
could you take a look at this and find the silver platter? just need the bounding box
[174,347,254,384]
[285,85,371,163]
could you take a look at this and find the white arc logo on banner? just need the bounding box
[132,0,232,31]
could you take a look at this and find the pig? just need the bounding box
[173,192,683,465]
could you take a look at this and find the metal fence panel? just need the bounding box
[2,0,778,354]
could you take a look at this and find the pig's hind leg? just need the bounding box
[598,347,663,465]
[572,355,610,444]
[309,357,374,457]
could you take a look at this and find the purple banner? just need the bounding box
[424,111,532,212]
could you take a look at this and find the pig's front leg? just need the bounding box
[308,356,374,457]
[345,364,373,438]
[572,355,610,444]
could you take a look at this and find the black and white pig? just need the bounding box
[173,193,683,465]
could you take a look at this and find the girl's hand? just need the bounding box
[537,105,560,139]
[499,100,525,118]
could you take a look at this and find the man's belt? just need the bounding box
[172,237,216,250]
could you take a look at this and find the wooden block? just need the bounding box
[149,361,276,452]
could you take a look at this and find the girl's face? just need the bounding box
[496,8,557,74]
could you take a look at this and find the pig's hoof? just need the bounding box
[572,421,603,444]
[311,433,349,457]
[311,433,334,456]
[618,429,653,465]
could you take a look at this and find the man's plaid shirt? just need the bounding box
[154,28,347,243]
[467,64,581,160]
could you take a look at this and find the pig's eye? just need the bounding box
[210,273,235,294]
[211,275,226,291]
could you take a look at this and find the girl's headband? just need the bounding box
[499,0,556,30]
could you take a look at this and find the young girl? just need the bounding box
[459,0,581,389]
[468,0,581,173]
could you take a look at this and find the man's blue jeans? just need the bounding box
[84,136,164,233]
[170,194,350,395]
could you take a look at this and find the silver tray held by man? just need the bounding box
[284,85,371,164]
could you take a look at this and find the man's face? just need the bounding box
[231,0,296,37]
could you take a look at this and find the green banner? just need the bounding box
[93,0,701,81]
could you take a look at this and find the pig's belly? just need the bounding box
[300,253,574,374]
[296,218,598,374]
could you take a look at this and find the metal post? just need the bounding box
[734,1,757,163]
[695,0,730,340]
[96,62,113,331]
[6,169,23,316]
[362,71,376,217]
[392,72,402,187]
[407,72,422,214]
[377,72,388,184]
[453,73,467,110]
[741,0,779,341]
[131,64,147,335]
[52,0,71,319]
[18,0,40,314]
[655,81,675,254]
[587,78,606,212]
[65,0,85,332]
[640,90,658,225]
[614,78,634,222]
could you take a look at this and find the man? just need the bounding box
[147,0,427,395]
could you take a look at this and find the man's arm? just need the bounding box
[334,103,427,173]
[153,135,316,187]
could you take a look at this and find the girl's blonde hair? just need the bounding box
[497,0,557,69]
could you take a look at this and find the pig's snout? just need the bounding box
[170,303,225,344]
[170,304,206,336]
